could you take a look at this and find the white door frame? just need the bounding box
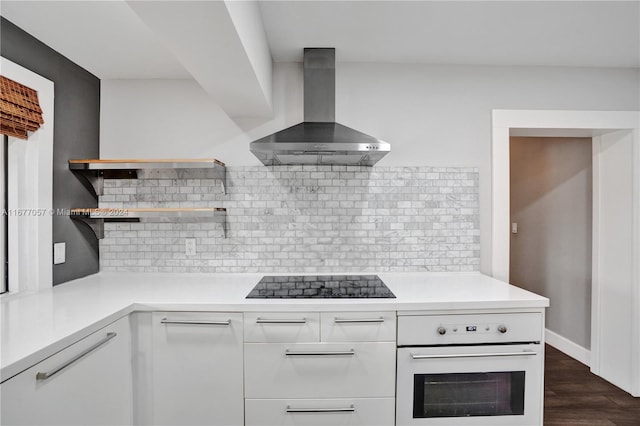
[491,109,640,396]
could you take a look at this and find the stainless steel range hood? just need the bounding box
[250,48,390,166]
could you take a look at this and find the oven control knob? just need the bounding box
[498,325,508,334]
[437,327,447,335]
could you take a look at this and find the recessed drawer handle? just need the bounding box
[36,332,117,381]
[286,405,355,413]
[161,318,231,326]
[334,317,384,323]
[285,349,355,356]
[411,350,537,360]
[256,318,306,324]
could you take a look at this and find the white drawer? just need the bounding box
[244,312,320,342]
[244,342,396,398]
[245,398,395,426]
[320,311,396,342]
[397,312,543,346]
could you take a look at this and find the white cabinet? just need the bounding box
[244,342,396,398]
[243,311,320,342]
[2,309,395,426]
[0,316,133,426]
[245,398,396,426]
[320,311,396,342]
[244,310,396,426]
[150,312,243,426]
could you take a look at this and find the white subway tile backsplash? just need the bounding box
[99,166,480,273]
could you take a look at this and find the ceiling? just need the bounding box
[0,0,190,79]
[260,1,640,68]
[1,0,638,81]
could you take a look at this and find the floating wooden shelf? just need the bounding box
[70,207,227,239]
[69,158,227,196]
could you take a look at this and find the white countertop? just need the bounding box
[0,271,548,381]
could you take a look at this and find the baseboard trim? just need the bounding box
[545,328,591,366]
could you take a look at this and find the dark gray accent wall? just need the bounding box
[1,17,100,285]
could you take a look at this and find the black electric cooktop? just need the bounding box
[246,275,396,299]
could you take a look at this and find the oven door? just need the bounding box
[396,344,542,426]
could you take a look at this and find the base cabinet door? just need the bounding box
[151,312,243,426]
[245,398,395,426]
[244,342,396,398]
[0,316,133,426]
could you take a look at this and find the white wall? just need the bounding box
[101,79,239,159]
[100,63,301,165]
[101,63,640,274]
[224,0,273,110]
[593,130,635,393]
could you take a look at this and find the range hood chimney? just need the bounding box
[304,47,335,122]
[250,48,390,166]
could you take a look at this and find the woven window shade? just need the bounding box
[0,75,45,140]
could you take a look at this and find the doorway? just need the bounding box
[491,109,640,396]
[509,136,592,365]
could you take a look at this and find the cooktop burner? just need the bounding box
[246,275,396,299]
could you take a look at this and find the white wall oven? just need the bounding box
[396,312,544,426]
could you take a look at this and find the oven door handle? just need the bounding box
[411,350,537,359]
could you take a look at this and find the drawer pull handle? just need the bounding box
[285,349,355,356]
[161,318,231,326]
[256,318,306,324]
[334,317,384,323]
[286,405,355,413]
[410,350,537,360]
[36,332,117,381]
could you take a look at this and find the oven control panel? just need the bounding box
[397,312,542,346]
[438,323,508,335]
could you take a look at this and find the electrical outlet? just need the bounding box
[53,242,66,264]
[185,238,196,256]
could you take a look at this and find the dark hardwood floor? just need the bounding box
[544,345,640,425]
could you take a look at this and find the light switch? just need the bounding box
[511,222,518,234]
[53,242,66,264]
